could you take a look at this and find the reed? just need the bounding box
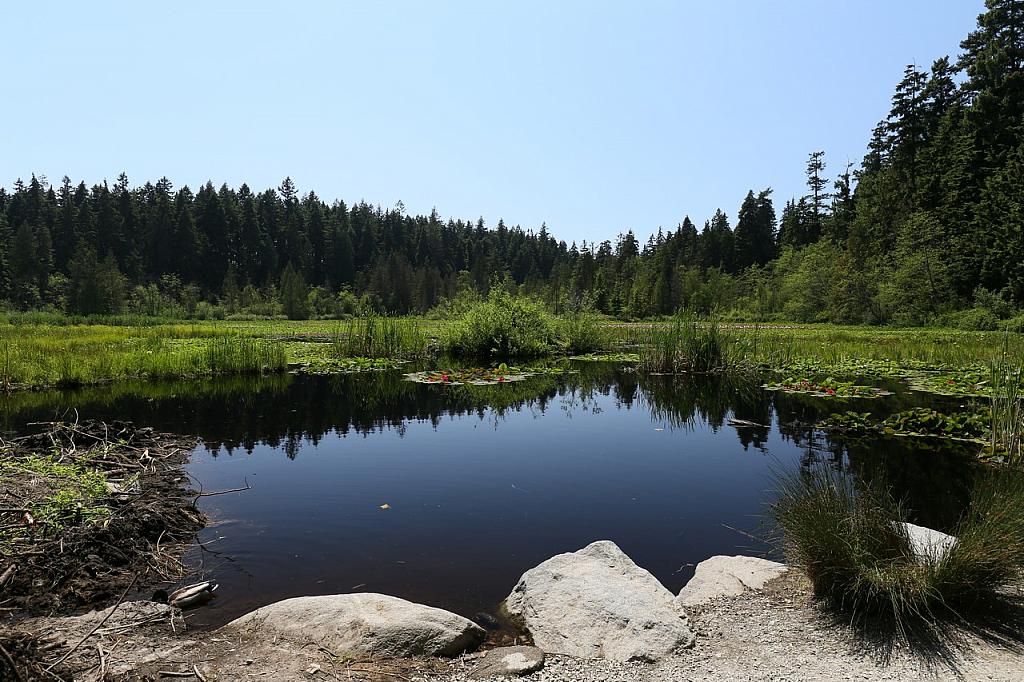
[638,313,734,373]
[990,353,1024,463]
[332,313,429,359]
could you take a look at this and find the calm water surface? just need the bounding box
[0,363,979,627]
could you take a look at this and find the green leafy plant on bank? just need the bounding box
[1,453,111,538]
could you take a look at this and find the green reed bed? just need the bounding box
[332,314,430,359]
[0,324,286,389]
[638,314,738,373]
[990,354,1024,464]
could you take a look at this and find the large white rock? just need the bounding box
[224,593,485,657]
[676,555,788,607]
[901,522,957,562]
[503,540,695,662]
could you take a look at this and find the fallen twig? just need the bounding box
[192,478,251,505]
[0,640,25,682]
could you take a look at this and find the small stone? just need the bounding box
[468,646,545,679]
[901,522,956,562]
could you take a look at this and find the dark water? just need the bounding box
[0,363,980,628]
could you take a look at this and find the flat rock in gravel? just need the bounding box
[676,555,788,607]
[503,540,694,662]
[901,521,956,562]
[224,593,485,658]
[468,646,545,679]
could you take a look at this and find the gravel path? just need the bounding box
[423,573,1024,682]
[26,572,1024,681]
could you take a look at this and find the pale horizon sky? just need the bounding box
[2,1,984,245]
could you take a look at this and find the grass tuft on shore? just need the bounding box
[771,467,1024,639]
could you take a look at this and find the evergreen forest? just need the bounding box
[2,0,1022,328]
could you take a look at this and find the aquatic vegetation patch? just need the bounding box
[774,357,929,380]
[557,310,612,355]
[332,313,431,359]
[907,368,991,397]
[287,342,406,374]
[818,408,988,443]
[569,352,641,363]
[764,377,892,398]
[638,314,740,374]
[405,365,532,385]
[297,356,405,374]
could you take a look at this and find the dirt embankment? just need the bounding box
[0,421,205,679]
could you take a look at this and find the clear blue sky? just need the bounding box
[2,1,983,245]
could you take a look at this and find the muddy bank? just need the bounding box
[0,421,206,679]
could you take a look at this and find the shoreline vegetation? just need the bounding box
[2,306,1022,390]
[2,297,1021,465]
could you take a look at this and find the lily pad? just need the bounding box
[569,352,640,363]
[404,366,532,385]
[763,377,892,398]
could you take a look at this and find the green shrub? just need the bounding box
[557,310,610,355]
[954,307,1000,331]
[442,289,555,358]
[1000,314,1024,334]
[771,467,1024,638]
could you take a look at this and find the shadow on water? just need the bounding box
[0,362,982,628]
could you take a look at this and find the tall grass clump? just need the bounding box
[333,313,429,359]
[989,353,1024,464]
[638,313,732,373]
[558,310,610,355]
[441,289,555,358]
[772,467,1024,638]
[202,336,287,375]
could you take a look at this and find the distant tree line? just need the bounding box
[0,0,1021,327]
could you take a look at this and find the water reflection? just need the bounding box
[0,363,980,627]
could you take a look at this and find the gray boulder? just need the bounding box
[224,593,485,657]
[677,555,788,607]
[468,646,545,679]
[503,540,695,662]
[901,522,957,562]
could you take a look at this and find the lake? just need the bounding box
[0,362,979,628]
